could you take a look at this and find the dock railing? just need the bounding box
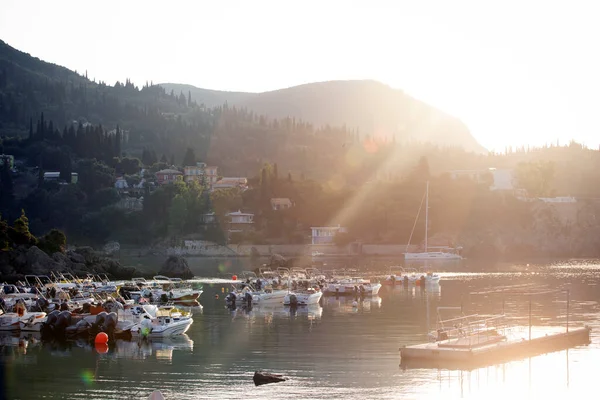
[435,312,511,346]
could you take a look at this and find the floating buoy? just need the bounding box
[95,343,108,354]
[221,287,225,293]
[232,275,237,281]
[95,332,109,344]
[214,294,219,299]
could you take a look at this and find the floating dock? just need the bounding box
[400,325,591,370]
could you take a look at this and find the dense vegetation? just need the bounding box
[2,39,600,258]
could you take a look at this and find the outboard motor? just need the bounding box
[90,311,108,336]
[54,311,72,338]
[225,292,237,304]
[244,292,253,308]
[41,310,60,339]
[102,312,118,341]
[288,294,298,308]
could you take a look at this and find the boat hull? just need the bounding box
[404,252,462,260]
[131,318,193,338]
[324,283,381,296]
[283,291,322,306]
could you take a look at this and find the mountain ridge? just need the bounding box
[161,80,486,153]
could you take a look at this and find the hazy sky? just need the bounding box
[1,0,599,151]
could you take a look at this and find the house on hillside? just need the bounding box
[212,177,248,191]
[310,225,347,245]
[227,210,254,234]
[115,177,129,189]
[156,169,183,185]
[183,163,219,186]
[0,154,14,169]
[271,198,293,210]
[202,212,217,224]
[44,172,78,184]
[115,196,144,211]
[488,168,515,191]
[449,168,515,192]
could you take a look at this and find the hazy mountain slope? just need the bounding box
[159,83,254,108]
[162,80,485,153]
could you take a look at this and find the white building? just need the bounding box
[227,210,254,224]
[115,177,129,189]
[489,168,515,191]
[183,163,219,186]
[213,177,248,191]
[310,225,348,245]
[43,172,78,184]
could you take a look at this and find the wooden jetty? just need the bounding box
[400,287,592,370]
[400,325,591,370]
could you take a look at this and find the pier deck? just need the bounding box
[400,325,591,370]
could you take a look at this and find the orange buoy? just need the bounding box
[95,343,108,354]
[232,275,237,281]
[95,332,109,344]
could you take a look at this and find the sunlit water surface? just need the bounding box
[1,261,600,399]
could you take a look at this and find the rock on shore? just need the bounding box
[157,255,193,279]
[0,245,141,281]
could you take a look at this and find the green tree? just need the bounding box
[39,229,67,254]
[59,152,73,183]
[515,161,555,197]
[182,147,196,167]
[8,209,38,246]
[168,194,188,236]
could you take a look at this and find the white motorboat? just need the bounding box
[383,267,440,285]
[145,276,202,302]
[19,313,47,332]
[323,277,382,296]
[284,289,322,306]
[252,289,288,305]
[0,311,46,331]
[130,306,193,338]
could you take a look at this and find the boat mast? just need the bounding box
[425,181,429,253]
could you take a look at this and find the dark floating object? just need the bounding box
[253,371,287,386]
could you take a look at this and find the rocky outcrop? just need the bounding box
[0,245,142,282]
[157,256,193,279]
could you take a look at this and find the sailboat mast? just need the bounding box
[425,181,429,253]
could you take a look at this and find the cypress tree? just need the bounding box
[115,125,122,158]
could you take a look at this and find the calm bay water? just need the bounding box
[1,260,600,399]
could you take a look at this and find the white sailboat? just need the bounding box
[404,181,463,261]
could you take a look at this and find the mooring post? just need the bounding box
[528,295,532,341]
[566,289,570,333]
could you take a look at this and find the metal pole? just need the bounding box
[566,289,570,333]
[528,295,532,341]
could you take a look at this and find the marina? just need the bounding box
[0,261,599,399]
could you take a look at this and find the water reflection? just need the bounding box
[1,267,599,399]
[381,283,441,299]
[113,335,193,363]
[229,304,323,322]
[322,296,382,314]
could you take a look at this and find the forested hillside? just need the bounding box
[2,39,600,259]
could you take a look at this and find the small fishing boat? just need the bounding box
[284,289,322,306]
[130,306,193,338]
[0,311,46,331]
[323,277,382,296]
